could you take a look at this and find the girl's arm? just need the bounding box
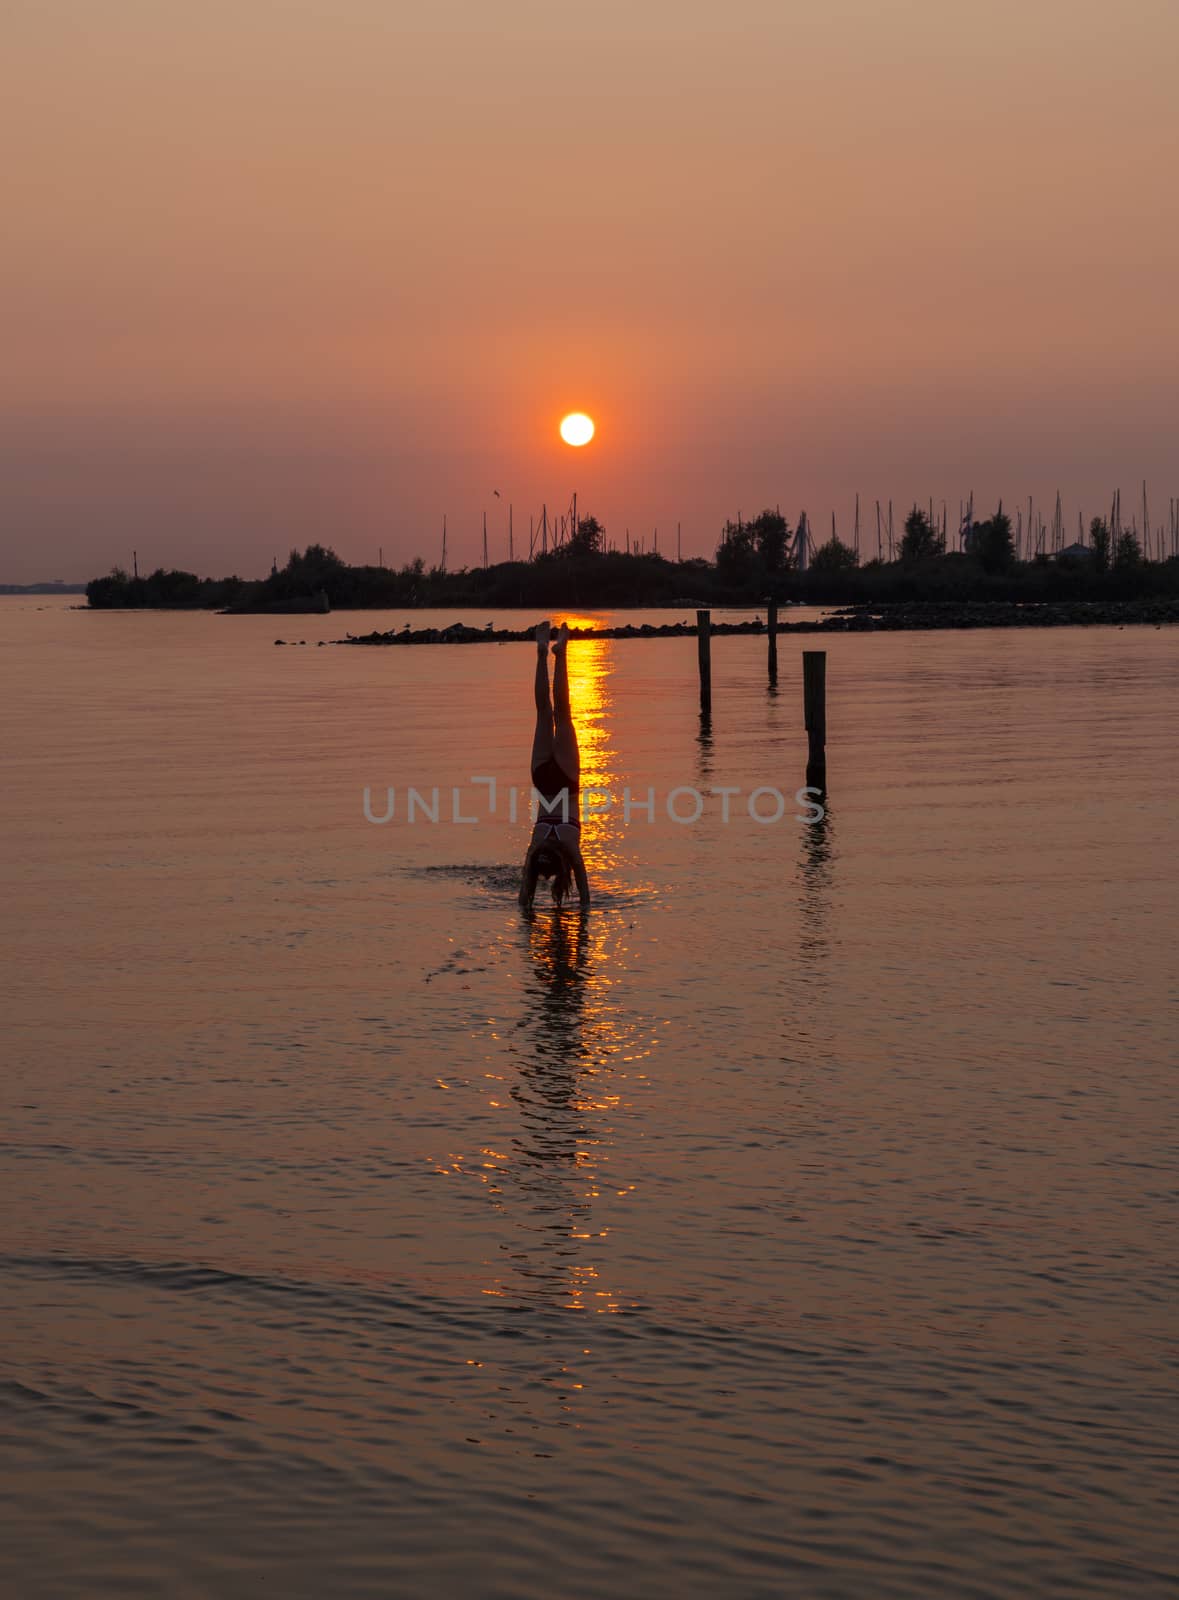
[519,849,539,910]
[573,854,590,906]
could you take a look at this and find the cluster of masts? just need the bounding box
[423,493,687,570]
[374,483,1179,572]
[737,482,1179,572]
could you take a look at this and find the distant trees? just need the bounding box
[85,565,246,609]
[749,510,789,571]
[1089,517,1112,574]
[972,506,1015,574]
[1114,528,1143,568]
[86,568,130,608]
[716,510,791,581]
[716,519,755,579]
[900,507,944,562]
[566,515,605,558]
[272,544,346,598]
[809,535,858,574]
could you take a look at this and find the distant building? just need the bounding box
[1054,542,1092,561]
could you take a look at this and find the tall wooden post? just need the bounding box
[767,600,778,686]
[696,610,712,715]
[803,649,827,789]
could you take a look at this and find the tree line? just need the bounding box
[86,505,1178,611]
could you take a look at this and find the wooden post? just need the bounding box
[803,649,827,789]
[696,610,712,715]
[767,600,778,686]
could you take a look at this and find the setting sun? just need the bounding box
[559,412,595,447]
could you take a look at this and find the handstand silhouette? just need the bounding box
[519,622,590,910]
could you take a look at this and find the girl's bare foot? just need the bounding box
[553,622,569,654]
[536,620,551,654]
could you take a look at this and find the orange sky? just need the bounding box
[3,0,1177,580]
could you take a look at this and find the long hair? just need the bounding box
[532,844,574,907]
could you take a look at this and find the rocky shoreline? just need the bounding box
[305,597,1178,647]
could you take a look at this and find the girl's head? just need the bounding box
[531,843,573,906]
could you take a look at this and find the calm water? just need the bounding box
[2,597,1177,1598]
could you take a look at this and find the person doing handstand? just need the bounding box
[519,621,590,910]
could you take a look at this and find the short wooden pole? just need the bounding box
[696,609,712,715]
[803,649,827,788]
[767,599,778,685]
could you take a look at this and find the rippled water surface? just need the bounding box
[2,598,1177,1598]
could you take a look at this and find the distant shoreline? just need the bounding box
[0,584,87,595]
[83,532,1179,618]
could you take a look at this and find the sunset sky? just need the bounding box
[3,0,1177,582]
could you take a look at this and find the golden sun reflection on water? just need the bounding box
[554,624,621,876]
[428,630,661,1311]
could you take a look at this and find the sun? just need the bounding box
[559,412,595,447]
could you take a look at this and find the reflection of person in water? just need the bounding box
[494,901,634,1313]
[519,621,590,910]
[524,905,589,1073]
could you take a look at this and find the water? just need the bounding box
[2,597,1177,1598]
